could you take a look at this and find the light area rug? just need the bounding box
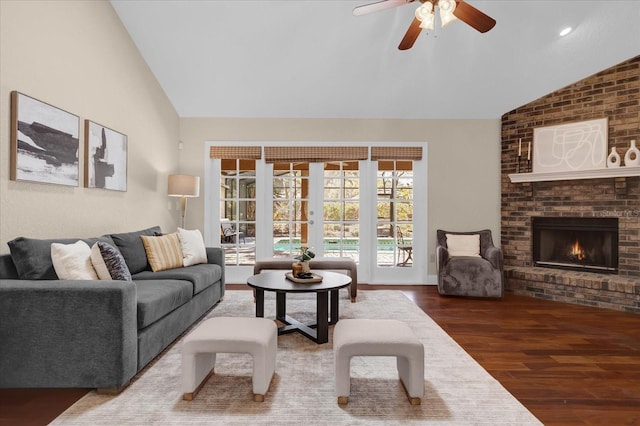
[51,290,542,425]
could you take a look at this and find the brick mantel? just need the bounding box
[501,55,640,313]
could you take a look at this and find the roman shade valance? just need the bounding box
[371,146,423,161]
[210,145,422,162]
[264,146,368,164]
[209,146,262,159]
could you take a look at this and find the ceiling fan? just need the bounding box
[353,0,496,50]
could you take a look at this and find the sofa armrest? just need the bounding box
[436,245,449,274]
[206,246,225,289]
[484,246,504,271]
[0,279,137,389]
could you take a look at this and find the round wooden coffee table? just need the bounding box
[247,270,351,344]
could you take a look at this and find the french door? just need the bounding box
[205,142,427,284]
[267,161,361,262]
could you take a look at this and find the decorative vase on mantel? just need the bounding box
[624,139,640,167]
[607,147,621,168]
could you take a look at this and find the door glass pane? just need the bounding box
[344,201,359,220]
[377,201,391,220]
[322,161,359,260]
[323,201,342,221]
[272,163,309,257]
[377,160,414,267]
[220,159,256,266]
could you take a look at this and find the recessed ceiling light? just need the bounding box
[560,27,572,37]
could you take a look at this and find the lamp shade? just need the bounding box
[168,174,200,197]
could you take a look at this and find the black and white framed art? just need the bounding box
[10,91,80,186]
[84,120,128,191]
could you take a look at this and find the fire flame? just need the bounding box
[570,240,586,261]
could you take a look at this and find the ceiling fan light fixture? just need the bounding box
[419,14,435,30]
[438,0,458,27]
[354,0,496,51]
[415,3,435,30]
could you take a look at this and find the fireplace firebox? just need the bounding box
[532,217,618,274]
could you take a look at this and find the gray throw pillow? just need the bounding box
[110,226,162,274]
[91,241,132,281]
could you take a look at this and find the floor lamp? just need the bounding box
[168,174,200,228]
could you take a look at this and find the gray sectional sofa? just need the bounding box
[0,226,225,392]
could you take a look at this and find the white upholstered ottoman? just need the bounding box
[182,316,277,402]
[333,319,424,405]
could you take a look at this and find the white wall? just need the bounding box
[179,118,501,277]
[0,0,181,251]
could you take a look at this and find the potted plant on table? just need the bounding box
[292,246,315,275]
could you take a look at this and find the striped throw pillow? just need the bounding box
[140,233,184,272]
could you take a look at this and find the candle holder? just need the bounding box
[516,156,522,173]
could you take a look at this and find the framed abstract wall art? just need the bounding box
[84,120,128,191]
[10,91,80,186]
[533,118,608,173]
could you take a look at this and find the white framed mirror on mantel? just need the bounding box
[508,167,640,183]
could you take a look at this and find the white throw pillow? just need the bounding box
[51,240,98,280]
[445,234,481,257]
[177,227,208,267]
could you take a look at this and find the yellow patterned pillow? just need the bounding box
[140,233,184,272]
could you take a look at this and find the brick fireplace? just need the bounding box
[501,56,640,313]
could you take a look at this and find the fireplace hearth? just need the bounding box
[532,217,618,274]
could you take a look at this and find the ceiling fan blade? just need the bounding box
[353,0,414,17]
[453,0,496,33]
[398,17,422,50]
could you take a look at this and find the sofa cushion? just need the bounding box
[90,241,132,281]
[134,279,193,329]
[110,226,161,275]
[140,233,184,272]
[7,235,117,280]
[132,263,222,296]
[51,241,98,280]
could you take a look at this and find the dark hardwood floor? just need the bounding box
[1,284,639,425]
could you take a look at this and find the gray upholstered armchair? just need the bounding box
[436,229,503,298]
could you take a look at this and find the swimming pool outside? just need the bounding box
[273,237,407,252]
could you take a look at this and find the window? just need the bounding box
[376,160,414,267]
[220,159,256,266]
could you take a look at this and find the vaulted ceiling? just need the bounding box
[111,0,640,119]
